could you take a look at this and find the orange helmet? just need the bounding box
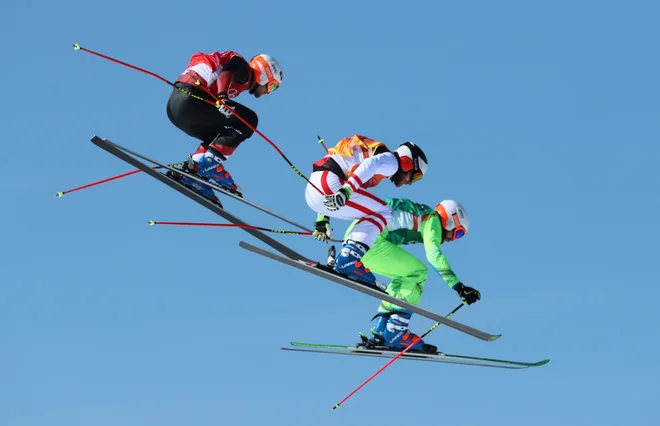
[250,54,283,94]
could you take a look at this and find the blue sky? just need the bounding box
[2,0,659,424]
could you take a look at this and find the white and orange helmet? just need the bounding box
[250,54,283,94]
[435,200,470,241]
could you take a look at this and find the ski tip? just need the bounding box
[487,334,503,342]
[510,358,551,369]
[55,191,64,198]
[73,43,81,50]
[332,404,340,410]
[148,220,156,226]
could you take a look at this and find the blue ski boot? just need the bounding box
[182,146,242,196]
[333,240,387,291]
[382,311,437,353]
[166,158,220,204]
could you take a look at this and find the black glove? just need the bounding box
[313,215,332,243]
[453,283,481,305]
[323,185,352,211]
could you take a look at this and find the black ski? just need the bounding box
[90,135,346,241]
[90,135,315,261]
[239,240,502,342]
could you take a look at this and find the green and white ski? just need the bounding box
[283,342,550,369]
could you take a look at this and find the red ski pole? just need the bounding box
[73,44,324,195]
[55,162,184,197]
[332,302,466,410]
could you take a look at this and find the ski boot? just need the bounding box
[185,146,242,196]
[358,313,389,348]
[333,240,387,291]
[381,311,437,353]
[166,157,222,205]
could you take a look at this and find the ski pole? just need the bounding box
[55,162,185,197]
[317,135,329,153]
[73,44,325,196]
[147,220,313,236]
[332,302,467,411]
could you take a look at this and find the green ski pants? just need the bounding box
[347,227,428,313]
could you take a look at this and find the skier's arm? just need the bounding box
[215,56,250,95]
[421,216,461,289]
[344,152,399,193]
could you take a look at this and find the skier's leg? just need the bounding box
[187,101,258,194]
[164,87,217,198]
[349,228,434,352]
[168,91,254,195]
[305,170,342,217]
[304,172,392,288]
[381,311,436,352]
[213,100,259,152]
[362,240,428,312]
[305,172,391,235]
[166,84,226,143]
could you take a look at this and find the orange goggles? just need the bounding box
[449,213,466,240]
[411,170,424,183]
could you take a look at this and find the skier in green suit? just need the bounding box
[343,198,481,353]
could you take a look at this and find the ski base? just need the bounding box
[284,342,549,369]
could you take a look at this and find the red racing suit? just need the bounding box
[175,51,253,98]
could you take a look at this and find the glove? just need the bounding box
[216,93,233,117]
[218,103,233,118]
[313,214,332,243]
[453,282,481,305]
[323,185,353,211]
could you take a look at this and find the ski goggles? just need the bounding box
[450,225,466,240]
[266,80,280,93]
[442,213,466,242]
[411,170,424,183]
[449,213,466,240]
